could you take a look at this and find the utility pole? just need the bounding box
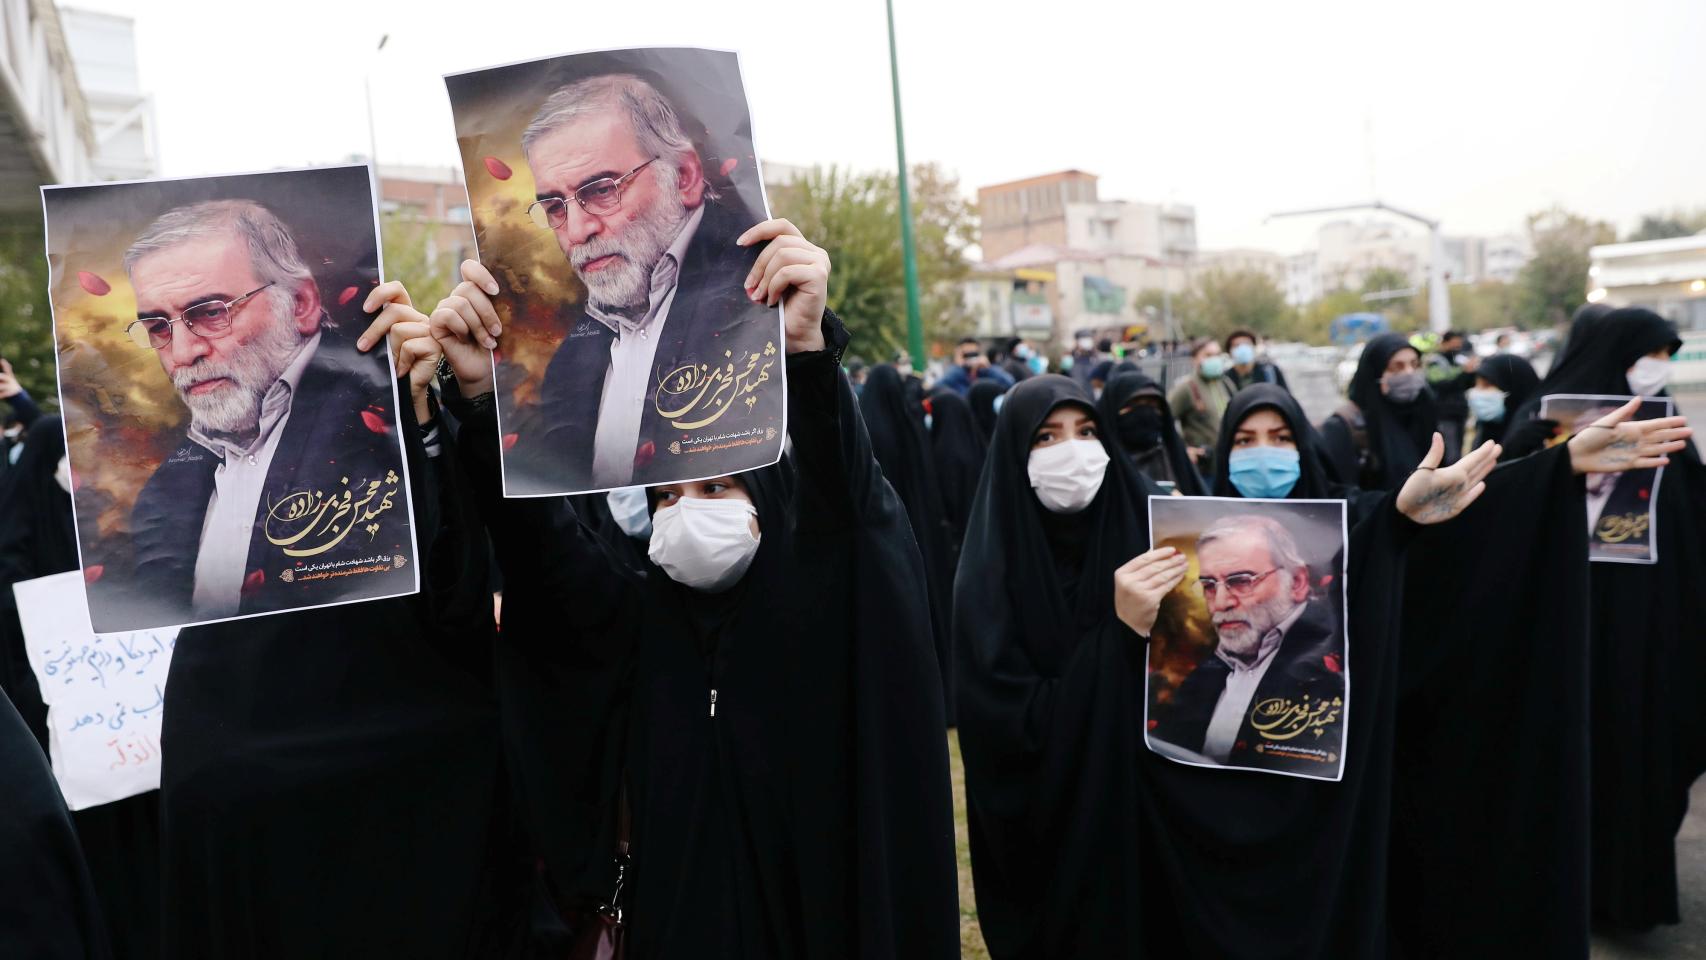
[885,0,926,369]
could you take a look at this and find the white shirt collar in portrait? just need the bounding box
[588,203,705,489]
[1201,596,1310,763]
[188,330,321,618]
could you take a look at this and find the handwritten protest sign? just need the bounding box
[14,571,178,810]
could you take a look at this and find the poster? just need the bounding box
[1144,496,1350,782]
[42,165,419,633]
[15,571,178,811]
[445,47,786,497]
[1539,394,1673,564]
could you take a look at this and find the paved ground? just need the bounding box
[1591,779,1706,958]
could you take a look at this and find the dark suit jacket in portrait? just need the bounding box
[94,329,416,632]
[505,198,787,494]
[1151,597,1346,776]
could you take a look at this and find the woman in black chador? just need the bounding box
[1500,305,1706,932]
[1096,370,1204,495]
[956,372,1685,959]
[0,418,161,960]
[1320,333,1439,491]
[434,222,959,959]
[861,363,956,716]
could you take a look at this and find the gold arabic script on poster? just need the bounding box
[654,341,778,430]
[264,470,402,558]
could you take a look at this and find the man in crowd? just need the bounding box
[1168,338,1237,480]
[1225,329,1290,392]
[1150,515,1343,774]
[1422,329,1478,463]
[0,358,44,472]
[115,199,411,629]
[509,72,776,491]
[937,336,1014,396]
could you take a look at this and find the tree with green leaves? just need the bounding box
[379,212,459,308]
[0,227,57,412]
[1624,208,1706,243]
[1515,207,1615,328]
[1175,268,1294,343]
[767,163,977,361]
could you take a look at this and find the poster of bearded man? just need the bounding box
[42,165,420,633]
[445,47,786,496]
[1144,496,1350,782]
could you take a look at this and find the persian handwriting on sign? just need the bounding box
[105,733,160,770]
[66,684,165,735]
[42,631,175,690]
[1249,695,1342,742]
[654,341,779,430]
[1596,511,1651,544]
[265,470,402,558]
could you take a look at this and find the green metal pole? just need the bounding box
[885,0,926,370]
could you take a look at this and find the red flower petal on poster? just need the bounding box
[634,440,655,470]
[1638,488,1650,500]
[360,409,390,434]
[501,433,519,451]
[338,285,361,306]
[483,156,513,180]
[77,271,111,296]
[241,569,266,596]
[1323,653,1342,673]
[1146,719,1158,731]
[719,157,739,178]
[83,564,104,584]
[1234,740,1247,752]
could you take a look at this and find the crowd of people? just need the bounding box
[3,208,1704,958]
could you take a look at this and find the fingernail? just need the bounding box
[485,283,499,296]
[484,338,497,349]
[491,324,502,336]
[356,338,368,350]
[750,292,762,302]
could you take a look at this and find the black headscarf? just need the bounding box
[1321,333,1438,491]
[1471,354,1540,445]
[967,380,1005,441]
[1096,371,1204,496]
[860,363,955,714]
[927,387,987,561]
[1516,307,1682,422]
[955,374,1153,958]
[0,687,113,960]
[0,415,75,747]
[472,325,960,959]
[1210,384,1341,502]
[0,419,160,959]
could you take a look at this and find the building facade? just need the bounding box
[1589,233,1706,332]
[977,170,1100,262]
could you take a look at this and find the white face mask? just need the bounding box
[605,486,652,540]
[1626,355,1671,397]
[55,455,71,493]
[1027,438,1109,514]
[647,496,761,592]
[3,425,20,440]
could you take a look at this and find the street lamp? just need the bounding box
[1266,200,1452,333]
[364,34,390,172]
[884,0,925,370]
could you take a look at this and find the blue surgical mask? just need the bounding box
[1466,387,1506,424]
[1230,343,1256,366]
[1227,446,1301,499]
[1200,356,1227,380]
[1027,354,1046,375]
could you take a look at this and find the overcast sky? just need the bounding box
[69,0,1706,254]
